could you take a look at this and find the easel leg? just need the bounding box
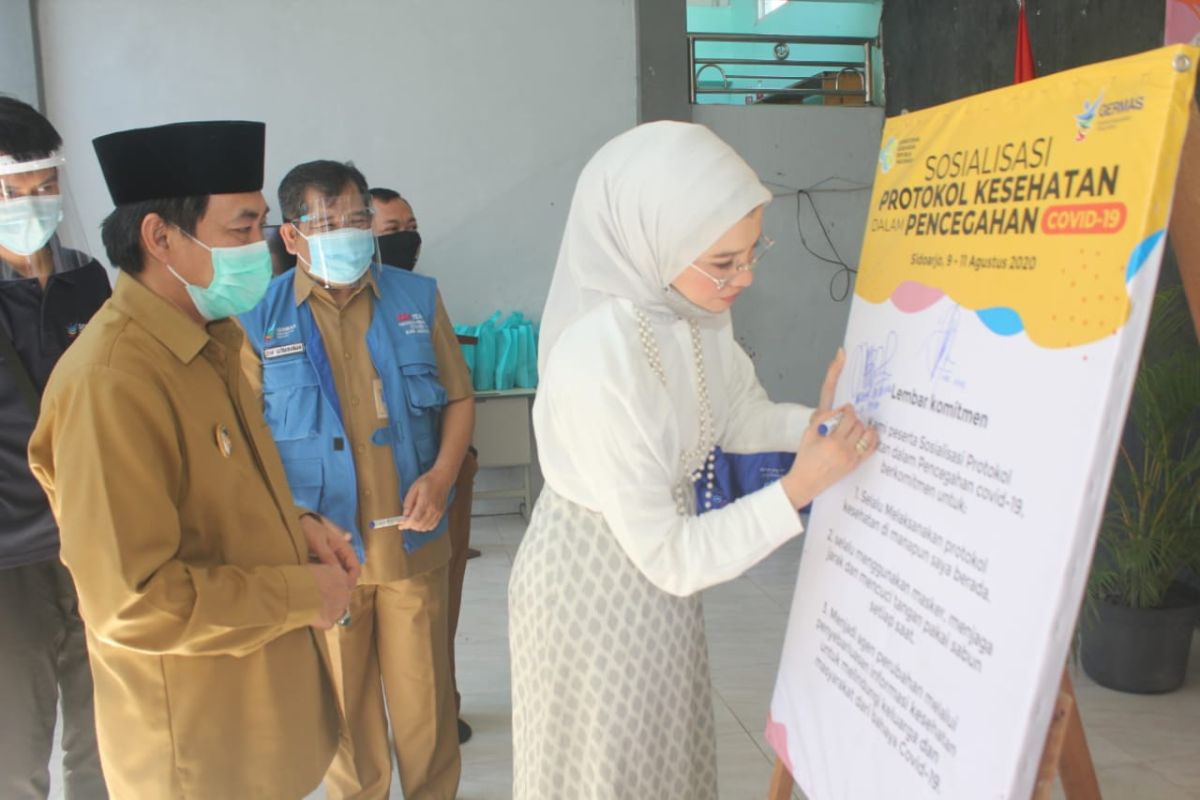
[1033,671,1102,800]
[1057,675,1103,799]
[1032,687,1074,799]
[769,759,795,800]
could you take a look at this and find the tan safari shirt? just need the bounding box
[28,273,340,799]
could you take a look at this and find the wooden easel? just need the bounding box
[767,99,1200,800]
[766,669,1099,800]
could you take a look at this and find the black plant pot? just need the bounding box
[1081,591,1200,694]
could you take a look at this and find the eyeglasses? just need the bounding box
[687,235,775,290]
[289,207,375,234]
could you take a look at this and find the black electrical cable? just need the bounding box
[796,189,853,302]
[769,177,871,302]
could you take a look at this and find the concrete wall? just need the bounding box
[693,103,884,405]
[36,0,639,327]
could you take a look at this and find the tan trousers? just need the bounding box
[323,566,460,800]
[446,448,478,711]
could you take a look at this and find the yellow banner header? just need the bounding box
[859,46,1198,348]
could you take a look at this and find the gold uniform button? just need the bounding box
[214,425,233,458]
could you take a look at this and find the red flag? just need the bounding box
[1014,1,1036,83]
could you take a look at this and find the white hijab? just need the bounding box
[538,121,771,373]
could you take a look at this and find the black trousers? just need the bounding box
[0,559,106,799]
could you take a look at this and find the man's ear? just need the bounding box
[280,222,302,256]
[140,213,173,267]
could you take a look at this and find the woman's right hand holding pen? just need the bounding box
[781,349,879,510]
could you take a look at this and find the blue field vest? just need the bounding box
[240,265,449,561]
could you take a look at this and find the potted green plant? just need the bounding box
[1082,285,1200,694]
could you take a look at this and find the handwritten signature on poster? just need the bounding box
[849,331,898,414]
[924,305,966,389]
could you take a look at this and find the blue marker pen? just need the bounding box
[818,412,844,437]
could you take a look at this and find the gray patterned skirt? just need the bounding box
[509,487,717,800]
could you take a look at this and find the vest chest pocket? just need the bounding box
[400,362,447,470]
[400,362,448,414]
[262,358,321,442]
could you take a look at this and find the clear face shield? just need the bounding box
[288,190,379,288]
[0,152,92,282]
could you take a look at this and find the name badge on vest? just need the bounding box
[264,342,305,360]
[373,378,388,420]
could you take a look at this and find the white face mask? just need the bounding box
[298,227,375,286]
[0,195,64,256]
[662,284,724,322]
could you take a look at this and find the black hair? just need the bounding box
[100,196,209,274]
[279,160,370,222]
[368,187,404,203]
[0,95,61,161]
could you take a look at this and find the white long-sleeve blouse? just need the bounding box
[533,297,814,597]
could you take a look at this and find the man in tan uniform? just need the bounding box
[240,160,474,800]
[27,121,358,799]
[371,186,480,745]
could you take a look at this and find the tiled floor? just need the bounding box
[452,514,1200,800]
[50,512,1200,799]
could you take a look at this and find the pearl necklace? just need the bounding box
[634,308,718,515]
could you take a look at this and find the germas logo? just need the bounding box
[263,323,297,343]
[1074,91,1104,142]
[1099,96,1145,117]
[879,137,898,173]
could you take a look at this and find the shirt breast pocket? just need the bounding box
[281,456,324,513]
[262,358,321,442]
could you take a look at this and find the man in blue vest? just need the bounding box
[240,160,473,800]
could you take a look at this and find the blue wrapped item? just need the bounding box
[453,324,477,375]
[473,311,502,391]
[697,447,809,514]
[515,322,538,389]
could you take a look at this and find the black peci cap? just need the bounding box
[93,120,265,205]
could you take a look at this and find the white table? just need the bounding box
[471,388,536,518]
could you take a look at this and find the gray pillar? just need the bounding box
[0,0,40,108]
[636,0,691,123]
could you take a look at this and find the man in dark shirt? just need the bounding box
[0,96,109,799]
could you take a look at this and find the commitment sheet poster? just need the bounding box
[767,47,1197,799]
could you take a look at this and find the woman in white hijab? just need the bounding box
[509,122,877,799]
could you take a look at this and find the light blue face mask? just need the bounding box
[0,195,64,256]
[301,227,375,286]
[167,229,272,321]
